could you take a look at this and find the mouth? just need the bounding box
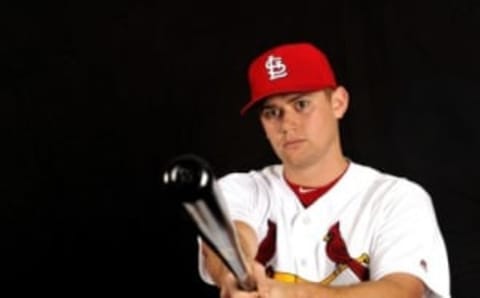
[283,139,305,149]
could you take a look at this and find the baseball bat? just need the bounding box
[162,153,256,291]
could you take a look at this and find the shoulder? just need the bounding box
[349,161,427,190]
[347,161,433,208]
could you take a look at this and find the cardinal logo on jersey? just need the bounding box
[321,221,369,284]
[255,220,370,285]
[265,55,288,80]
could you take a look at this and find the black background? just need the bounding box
[5,0,480,296]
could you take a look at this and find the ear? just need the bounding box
[330,86,349,119]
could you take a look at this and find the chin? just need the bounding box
[281,156,309,169]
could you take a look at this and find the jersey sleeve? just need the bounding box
[217,172,271,233]
[370,179,450,298]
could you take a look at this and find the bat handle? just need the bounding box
[238,274,257,291]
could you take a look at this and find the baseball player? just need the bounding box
[197,42,450,298]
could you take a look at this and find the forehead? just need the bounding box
[263,89,329,107]
[262,92,304,107]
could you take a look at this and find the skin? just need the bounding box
[203,87,426,298]
[258,87,348,187]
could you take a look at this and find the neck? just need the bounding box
[283,154,349,187]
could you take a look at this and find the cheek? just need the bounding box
[306,113,332,136]
[262,123,283,145]
[267,129,280,143]
[261,122,275,139]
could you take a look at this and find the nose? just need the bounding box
[279,109,298,135]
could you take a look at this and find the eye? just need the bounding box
[294,99,310,111]
[260,107,282,120]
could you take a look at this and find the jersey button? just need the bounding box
[302,216,311,225]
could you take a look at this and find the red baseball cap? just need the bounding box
[240,42,337,115]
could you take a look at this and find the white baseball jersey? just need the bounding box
[198,161,450,298]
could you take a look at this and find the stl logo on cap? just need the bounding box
[265,55,288,81]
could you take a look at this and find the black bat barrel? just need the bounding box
[162,153,256,291]
[162,154,224,219]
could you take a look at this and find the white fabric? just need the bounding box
[198,161,450,298]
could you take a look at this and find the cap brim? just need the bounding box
[240,100,260,116]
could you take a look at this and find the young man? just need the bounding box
[198,42,450,298]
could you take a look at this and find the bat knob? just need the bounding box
[162,154,214,203]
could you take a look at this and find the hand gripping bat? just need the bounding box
[162,154,256,291]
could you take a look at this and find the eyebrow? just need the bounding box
[262,93,305,109]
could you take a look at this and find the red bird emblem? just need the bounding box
[324,221,369,281]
